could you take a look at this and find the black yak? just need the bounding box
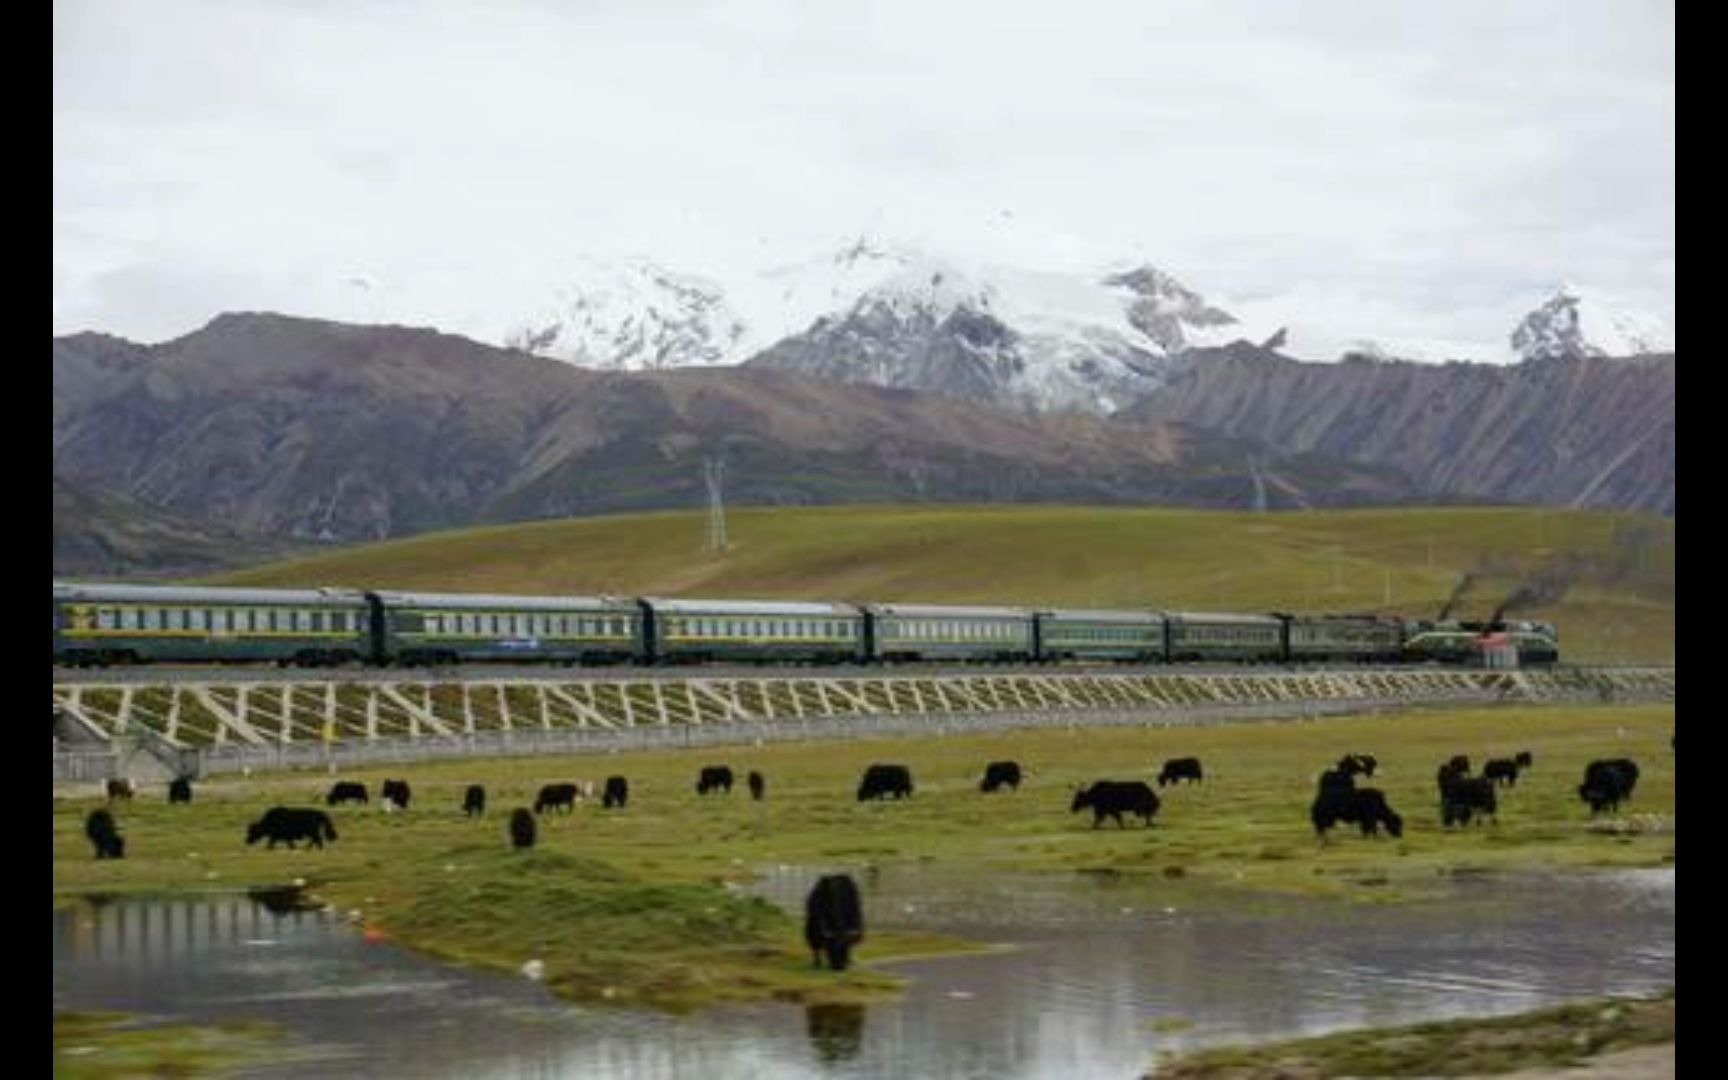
[246,807,338,850]
[1336,753,1378,778]
[804,874,865,971]
[980,760,1022,793]
[1482,758,1521,787]
[748,770,766,801]
[602,776,629,809]
[1070,780,1160,828]
[534,783,578,814]
[168,777,193,804]
[1441,775,1499,827]
[326,781,368,806]
[381,779,412,810]
[696,766,735,795]
[463,784,486,818]
[1312,787,1403,839]
[1157,757,1204,786]
[84,808,124,859]
[105,778,134,801]
[509,807,537,850]
[1579,758,1640,814]
[857,764,913,801]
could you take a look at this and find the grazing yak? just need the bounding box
[1311,787,1403,839]
[509,807,537,849]
[1482,758,1521,787]
[1436,758,1471,790]
[326,781,369,806]
[535,783,579,814]
[980,760,1023,793]
[696,766,735,795]
[246,807,338,850]
[748,770,766,801]
[84,808,124,859]
[1157,757,1204,786]
[1071,780,1161,828]
[602,776,630,809]
[1579,758,1640,814]
[463,784,486,818]
[1441,775,1499,827]
[803,874,865,971]
[105,778,134,801]
[381,779,412,810]
[168,777,193,804]
[1336,753,1378,778]
[857,764,914,802]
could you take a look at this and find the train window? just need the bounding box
[309,611,324,633]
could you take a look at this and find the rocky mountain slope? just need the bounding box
[52,313,1410,550]
[1123,342,1675,514]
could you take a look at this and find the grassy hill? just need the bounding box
[211,505,1675,664]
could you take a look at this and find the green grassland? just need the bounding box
[208,505,1675,664]
[54,702,1674,1013]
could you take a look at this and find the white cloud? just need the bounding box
[53,0,1674,357]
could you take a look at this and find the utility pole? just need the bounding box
[703,457,728,555]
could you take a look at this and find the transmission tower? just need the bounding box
[703,457,728,554]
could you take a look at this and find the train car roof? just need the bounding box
[867,603,1031,618]
[1037,608,1165,622]
[1163,610,1285,625]
[643,597,863,617]
[53,581,368,605]
[370,591,636,611]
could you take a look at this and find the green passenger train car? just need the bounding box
[643,598,866,664]
[1035,609,1167,662]
[372,591,641,666]
[52,581,372,667]
[867,603,1034,663]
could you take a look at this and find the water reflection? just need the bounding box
[806,1003,866,1065]
[54,867,1674,1079]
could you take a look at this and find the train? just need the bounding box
[51,581,1559,669]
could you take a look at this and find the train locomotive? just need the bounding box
[52,581,1559,669]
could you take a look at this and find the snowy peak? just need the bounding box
[1101,264,1240,353]
[1510,284,1673,362]
[503,258,747,370]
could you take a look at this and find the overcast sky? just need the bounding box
[54,0,1673,360]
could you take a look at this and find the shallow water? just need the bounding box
[54,867,1673,1079]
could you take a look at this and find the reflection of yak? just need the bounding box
[804,874,864,971]
[509,808,537,849]
[246,807,338,850]
[696,766,734,795]
[748,770,766,801]
[84,808,124,859]
[806,1003,866,1064]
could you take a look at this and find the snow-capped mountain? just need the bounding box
[501,239,1261,415]
[502,258,748,370]
[1510,284,1674,362]
[747,249,1259,414]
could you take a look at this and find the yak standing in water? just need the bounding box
[804,874,865,971]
